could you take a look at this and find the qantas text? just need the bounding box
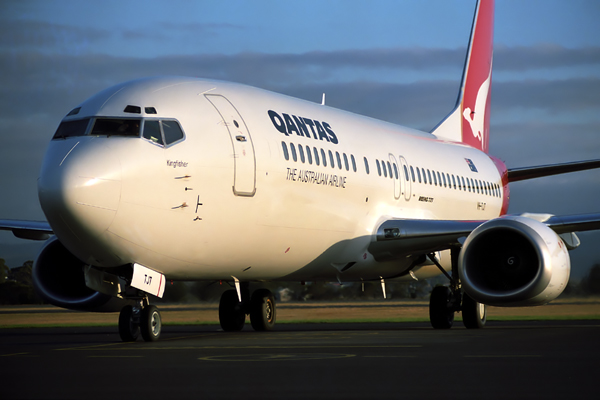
[268,110,338,144]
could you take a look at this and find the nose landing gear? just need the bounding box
[118,297,162,342]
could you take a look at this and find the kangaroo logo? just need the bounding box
[462,70,491,144]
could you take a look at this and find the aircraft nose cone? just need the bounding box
[38,139,121,252]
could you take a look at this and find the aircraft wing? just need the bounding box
[368,213,600,262]
[508,159,600,182]
[543,213,600,234]
[0,219,53,241]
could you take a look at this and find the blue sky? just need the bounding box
[0,0,599,278]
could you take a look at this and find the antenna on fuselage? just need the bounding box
[321,93,326,105]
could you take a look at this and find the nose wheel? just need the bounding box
[140,305,162,341]
[118,305,140,342]
[118,301,162,342]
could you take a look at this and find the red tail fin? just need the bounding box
[431,0,494,153]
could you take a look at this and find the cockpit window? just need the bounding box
[143,120,163,145]
[52,118,91,139]
[52,115,184,145]
[91,118,141,137]
[142,119,184,147]
[162,120,184,145]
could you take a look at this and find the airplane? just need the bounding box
[1,0,599,342]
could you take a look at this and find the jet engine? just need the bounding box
[33,236,131,312]
[458,215,570,306]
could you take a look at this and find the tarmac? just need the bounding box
[1,320,598,399]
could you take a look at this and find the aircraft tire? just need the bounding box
[219,290,245,331]
[140,305,162,342]
[462,293,487,329]
[250,289,276,331]
[429,286,455,329]
[118,305,140,342]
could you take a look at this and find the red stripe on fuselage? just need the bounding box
[490,155,509,215]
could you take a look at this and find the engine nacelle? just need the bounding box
[458,215,570,306]
[33,236,131,312]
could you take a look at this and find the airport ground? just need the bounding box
[1,300,599,399]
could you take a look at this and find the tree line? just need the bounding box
[2,257,600,305]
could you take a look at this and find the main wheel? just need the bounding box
[462,292,487,329]
[140,305,162,342]
[250,289,276,331]
[429,286,455,329]
[118,305,140,342]
[219,290,245,331]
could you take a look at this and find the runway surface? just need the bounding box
[1,320,598,399]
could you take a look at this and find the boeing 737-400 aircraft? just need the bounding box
[1,0,600,341]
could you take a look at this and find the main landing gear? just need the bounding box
[118,297,162,342]
[427,249,487,329]
[219,285,276,332]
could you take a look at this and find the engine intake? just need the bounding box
[33,236,130,312]
[458,216,570,306]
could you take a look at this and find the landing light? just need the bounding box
[384,228,400,239]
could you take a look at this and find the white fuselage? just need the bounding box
[38,77,505,282]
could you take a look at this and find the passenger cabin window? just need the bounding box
[290,143,298,161]
[364,157,370,174]
[376,160,382,176]
[53,118,91,139]
[282,142,289,160]
[313,147,320,166]
[298,145,305,163]
[306,146,312,164]
[328,150,335,168]
[343,153,349,171]
[351,155,357,172]
[321,149,327,167]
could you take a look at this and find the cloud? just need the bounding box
[2,47,598,127]
[0,20,108,54]
[491,78,600,113]
[494,44,600,71]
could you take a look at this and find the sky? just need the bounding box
[0,0,599,279]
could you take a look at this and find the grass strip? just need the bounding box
[4,315,600,329]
